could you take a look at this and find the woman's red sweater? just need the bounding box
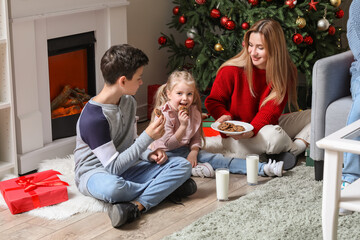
[205,66,287,136]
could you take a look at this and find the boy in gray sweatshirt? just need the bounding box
[74,44,195,227]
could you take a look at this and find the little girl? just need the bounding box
[145,70,283,178]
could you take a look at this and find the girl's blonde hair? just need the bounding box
[152,70,205,145]
[218,19,298,110]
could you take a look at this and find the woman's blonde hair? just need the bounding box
[218,19,298,110]
[152,70,205,144]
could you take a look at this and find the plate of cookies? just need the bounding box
[211,121,254,135]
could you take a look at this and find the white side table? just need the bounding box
[316,119,360,240]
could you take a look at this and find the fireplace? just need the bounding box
[9,0,129,174]
[48,32,96,140]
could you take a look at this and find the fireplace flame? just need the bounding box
[51,85,91,119]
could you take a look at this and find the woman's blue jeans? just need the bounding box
[342,89,360,183]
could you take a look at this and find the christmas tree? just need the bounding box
[158,0,346,99]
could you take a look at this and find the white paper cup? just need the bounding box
[216,168,229,201]
[246,154,259,185]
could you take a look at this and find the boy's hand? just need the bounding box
[149,149,168,165]
[145,116,165,140]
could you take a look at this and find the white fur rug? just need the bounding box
[0,136,224,220]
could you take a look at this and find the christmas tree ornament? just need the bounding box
[225,20,236,30]
[317,18,330,31]
[210,8,221,18]
[296,17,306,29]
[185,38,195,49]
[304,35,313,45]
[214,43,224,51]
[220,16,229,26]
[173,6,180,15]
[158,36,167,45]
[335,9,344,18]
[241,22,250,30]
[186,27,198,39]
[285,0,296,9]
[179,15,187,24]
[330,0,341,8]
[195,0,206,4]
[248,0,259,6]
[308,0,319,11]
[328,25,336,35]
[293,33,303,44]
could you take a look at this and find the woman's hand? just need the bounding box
[187,148,199,167]
[145,116,165,140]
[149,149,168,165]
[228,130,254,140]
[217,115,232,123]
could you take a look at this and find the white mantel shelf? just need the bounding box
[9,0,129,20]
[9,0,129,22]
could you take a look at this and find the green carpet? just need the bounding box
[163,163,360,240]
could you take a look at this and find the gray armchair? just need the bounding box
[310,50,354,180]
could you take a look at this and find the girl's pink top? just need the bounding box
[149,102,202,151]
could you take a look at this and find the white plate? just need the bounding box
[211,121,254,135]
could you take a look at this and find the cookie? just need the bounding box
[218,122,232,130]
[178,105,189,115]
[154,108,163,118]
[233,125,245,132]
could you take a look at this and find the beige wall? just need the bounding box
[127,0,182,121]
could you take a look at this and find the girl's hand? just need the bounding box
[217,115,232,123]
[228,130,254,140]
[145,116,165,140]
[149,149,168,165]
[187,148,199,167]
[178,110,189,127]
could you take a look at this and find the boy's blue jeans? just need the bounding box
[166,146,266,176]
[87,158,191,211]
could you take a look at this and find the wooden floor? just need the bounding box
[0,173,270,240]
[0,120,302,240]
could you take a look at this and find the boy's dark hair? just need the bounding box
[100,44,149,85]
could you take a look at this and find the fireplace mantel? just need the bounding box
[10,0,129,174]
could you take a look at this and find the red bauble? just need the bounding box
[303,35,313,45]
[179,15,187,24]
[158,36,167,45]
[241,22,250,30]
[195,0,206,4]
[210,8,221,18]
[335,9,344,18]
[328,25,336,35]
[285,0,295,8]
[185,38,195,49]
[293,33,303,45]
[220,16,229,26]
[225,20,236,30]
[173,6,180,15]
[248,0,259,6]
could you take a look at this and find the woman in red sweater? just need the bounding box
[205,19,310,170]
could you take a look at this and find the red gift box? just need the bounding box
[0,170,69,214]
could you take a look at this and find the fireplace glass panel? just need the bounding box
[48,31,96,140]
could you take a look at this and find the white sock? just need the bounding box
[291,139,307,156]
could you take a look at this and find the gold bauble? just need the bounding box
[214,43,224,51]
[296,17,306,29]
[330,0,341,8]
